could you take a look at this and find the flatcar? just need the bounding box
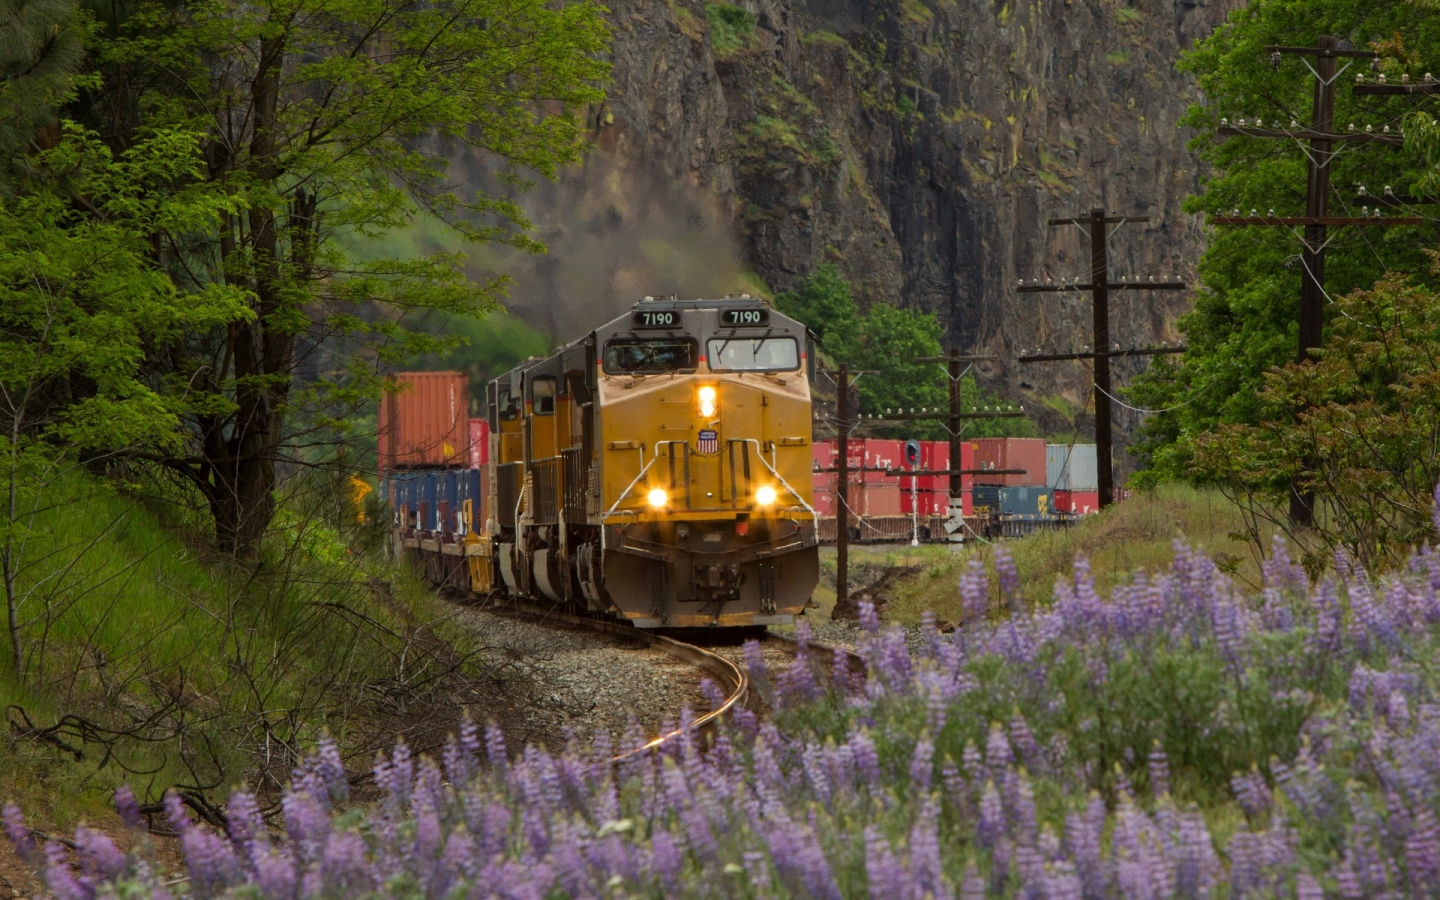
[392,295,821,628]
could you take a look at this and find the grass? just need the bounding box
[878,483,1277,622]
[705,3,755,57]
[0,469,483,828]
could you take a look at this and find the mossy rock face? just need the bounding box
[705,3,756,57]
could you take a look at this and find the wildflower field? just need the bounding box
[10,521,1440,898]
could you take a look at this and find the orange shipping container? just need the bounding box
[379,372,470,470]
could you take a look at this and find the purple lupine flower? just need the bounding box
[959,559,990,621]
[1172,811,1220,899]
[831,647,852,697]
[44,842,87,900]
[181,827,241,898]
[1009,770,1038,845]
[1147,744,1170,800]
[1044,860,1084,900]
[112,786,143,832]
[281,789,330,861]
[743,849,773,900]
[164,791,191,836]
[863,825,906,900]
[650,831,684,893]
[1010,711,1039,770]
[978,780,1004,849]
[1330,856,1363,900]
[985,721,1015,774]
[858,599,880,634]
[1231,769,1271,819]
[252,846,298,900]
[484,722,508,771]
[226,788,265,855]
[910,736,934,793]
[311,735,349,802]
[73,826,124,881]
[994,546,1021,608]
[1407,808,1440,894]
[319,830,371,895]
[4,802,36,863]
[849,728,880,786]
[960,863,985,900]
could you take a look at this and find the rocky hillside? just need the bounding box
[498,0,1241,445]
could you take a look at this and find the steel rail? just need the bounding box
[476,597,749,765]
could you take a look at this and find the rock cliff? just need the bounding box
[500,0,1242,447]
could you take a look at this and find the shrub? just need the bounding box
[15,500,1440,897]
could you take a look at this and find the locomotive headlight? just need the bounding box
[755,485,778,507]
[698,385,718,418]
[647,488,669,509]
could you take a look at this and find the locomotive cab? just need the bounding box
[487,296,820,628]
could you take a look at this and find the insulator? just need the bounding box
[1018,278,1025,285]
[1428,73,1435,82]
[1231,208,1240,215]
[1271,50,1281,71]
[1290,119,1299,129]
[1250,208,1258,216]
[1378,73,1387,84]
[1365,124,1373,132]
[1384,185,1395,196]
[1349,123,1356,132]
[1372,57,1381,72]
[1362,206,1369,215]
[1383,125,1391,133]
[1359,185,1369,196]
[1356,73,1365,83]
[1403,74,1411,84]
[1221,117,1229,126]
[1268,208,1276,216]
[1238,117,1247,126]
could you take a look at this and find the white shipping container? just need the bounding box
[1046,443,1099,491]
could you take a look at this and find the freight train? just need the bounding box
[383,295,820,629]
[810,438,1105,542]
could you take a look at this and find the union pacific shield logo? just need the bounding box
[697,429,719,454]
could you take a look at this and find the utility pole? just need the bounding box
[1016,210,1187,508]
[1209,36,1425,525]
[834,362,850,613]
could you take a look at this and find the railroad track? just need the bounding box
[464,597,865,762]
[468,598,750,764]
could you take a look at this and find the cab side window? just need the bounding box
[531,376,557,415]
[498,389,520,421]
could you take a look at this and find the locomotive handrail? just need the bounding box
[731,438,818,521]
[600,445,655,544]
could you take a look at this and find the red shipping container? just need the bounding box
[1069,491,1101,514]
[813,440,835,472]
[812,471,836,517]
[379,372,470,470]
[468,419,490,469]
[852,483,902,517]
[972,438,1047,486]
[902,490,949,517]
[860,440,901,485]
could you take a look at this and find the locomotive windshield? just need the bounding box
[707,337,799,372]
[603,339,698,374]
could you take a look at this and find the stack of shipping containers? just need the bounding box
[377,371,488,538]
[1047,443,1099,514]
[970,437,1051,521]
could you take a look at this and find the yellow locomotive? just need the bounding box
[470,295,818,627]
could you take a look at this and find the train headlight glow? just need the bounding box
[698,385,717,418]
[755,485,778,506]
[647,488,669,509]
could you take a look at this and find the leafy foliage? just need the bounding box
[58,0,610,552]
[0,0,83,174]
[18,533,1440,896]
[777,265,1032,439]
[705,3,755,57]
[1191,272,1440,573]
[1127,1,1440,479]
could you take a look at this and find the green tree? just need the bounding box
[1190,271,1440,574]
[0,125,249,675]
[778,264,1032,439]
[0,0,83,172]
[1128,1,1440,479]
[774,262,860,354]
[73,0,609,554]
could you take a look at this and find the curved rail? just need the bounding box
[479,599,749,765]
